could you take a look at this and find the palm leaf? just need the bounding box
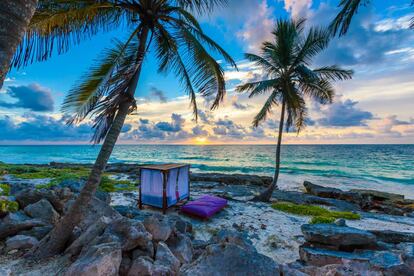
[253,90,280,127]
[329,0,364,36]
[13,1,125,68]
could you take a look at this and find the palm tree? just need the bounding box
[0,0,38,88]
[14,0,236,259]
[237,19,353,202]
[330,0,414,36]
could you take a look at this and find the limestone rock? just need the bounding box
[166,232,193,264]
[128,256,154,276]
[301,224,377,248]
[65,216,111,256]
[6,234,38,251]
[24,199,60,224]
[19,225,53,240]
[102,217,152,251]
[0,212,45,240]
[180,243,280,276]
[155,241,180,274]
[64,242,122,276]
[143,215,173,242]
[15,188,71,213]
[370,230,414,244]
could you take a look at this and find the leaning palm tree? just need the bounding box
[14,0,236,258]
[237,18,353,202]
[0,0,38,88]
[330,0,414,36]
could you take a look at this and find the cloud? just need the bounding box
[0,114,91,141]
[237,1,275,51]
[0,84,54,112]
[155,113,184,132]
[128,114,191,141]
[374,14,414,32]
[213,118,246,138]
[317,99,373,127]
[283,0,313,19]
[149,86,167,103]
[232,102,250,110]
[309,4,414,68]
[192,125,208,136]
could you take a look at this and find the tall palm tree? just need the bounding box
[330,0,414,36]
[0,0,38,88]
[237,19,353,202]
[14,0,235,259]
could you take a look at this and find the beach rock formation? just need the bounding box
[301,223,377,249]
[295,223,414,274]
[304,181,414,216]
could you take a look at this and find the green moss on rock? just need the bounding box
[310,216,336,224]
[271,202,360,224]
[0,183,10,196]
[0,199,19,213]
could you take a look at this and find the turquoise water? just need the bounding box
[1,145,413,196]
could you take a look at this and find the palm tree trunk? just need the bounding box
[252,100,286,202]
[31,27,150,259]
[0,0,38,88]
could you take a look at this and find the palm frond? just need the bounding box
[244,53,278,76]
[313,65,353,81]
[329,0,364,37]
[253,90,279,127]
[153,23,199,119]
[175,0,228,13]
[292,25,330,66]
[236,78,280,98]
[13,1,126,68]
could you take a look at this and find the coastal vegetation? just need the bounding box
[0,163,136,192]
[271,202,361,224]
[237,19,353,202]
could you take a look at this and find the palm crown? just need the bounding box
[237,18,353,131]
[13,0,236,142]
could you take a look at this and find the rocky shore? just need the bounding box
[0,163,414,275]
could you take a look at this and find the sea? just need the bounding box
[1,144,413,198]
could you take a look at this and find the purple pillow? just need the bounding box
[181,195,227,219]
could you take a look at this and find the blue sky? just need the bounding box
[1,0,414,144]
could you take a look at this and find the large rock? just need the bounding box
[155,242,180,274]
[299,246,410,273]
[400,243,414,270]
[100,217,152,251]
[0,212,45,240]
[180,242,280,276]
[24,199,60,224]
[128,256,154,276]
[15,188,72,213]
[143,215,173,242]
[70,196,122,231]
[64,242,122,276]
[304,181,358,201]
[166,232,193,264]
[19,225,53,240]
[301,224,377,248]
[65,216,111,256]
[370,230,414,244]
[6,234,38,251]
[299,246,372,266]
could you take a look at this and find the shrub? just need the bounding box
[310,216,336,224]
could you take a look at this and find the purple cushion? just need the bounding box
[181,195,227,218]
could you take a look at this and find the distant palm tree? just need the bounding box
[0,0,38,88]
[330,0,414,36]
[237,19,353,202]
[14,0,235,258]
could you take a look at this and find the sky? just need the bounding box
[1,0,414,145]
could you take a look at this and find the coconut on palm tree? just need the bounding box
[13,0,236,258]
[0,0,38,88]
[237,18,353,202]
